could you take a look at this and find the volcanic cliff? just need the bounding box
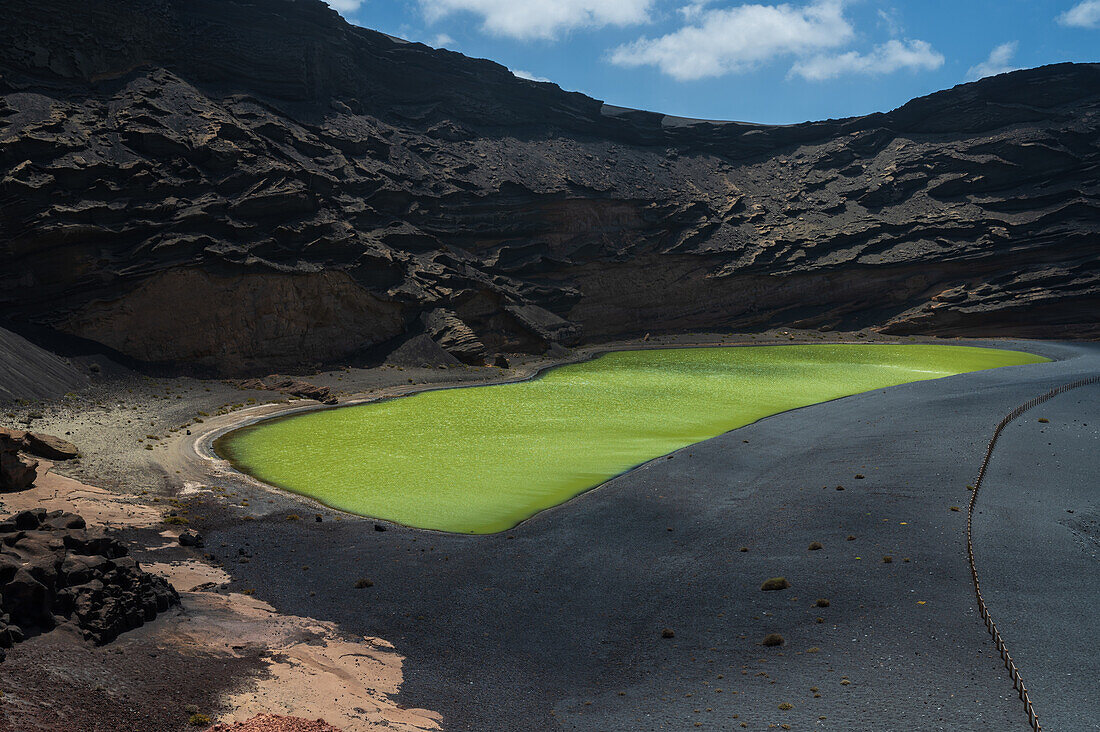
[2,0,1098,374]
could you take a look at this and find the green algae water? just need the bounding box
[216,344,1047,533]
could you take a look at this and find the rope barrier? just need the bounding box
[966,374,1100,732]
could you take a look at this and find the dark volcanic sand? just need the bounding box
[204,340,1098,731]
[972,383,1100,731]
[0,617,262,732]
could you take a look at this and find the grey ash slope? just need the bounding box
[0,326,87,402]
[2,0,1099,375]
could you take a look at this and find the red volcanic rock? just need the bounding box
[205,714,343,732]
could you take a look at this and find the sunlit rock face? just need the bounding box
[1,0,1097,375]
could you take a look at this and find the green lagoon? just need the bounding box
[215,344,1047,533]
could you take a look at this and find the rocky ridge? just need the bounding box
[1,0,1097,375]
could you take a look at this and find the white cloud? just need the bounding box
[679,0,716,21]
[966,41,1021,81]
[511,69,553,82]
[326,0,364,13]
[610,0,854,80]
[876,7,902,37]
[1058,0,1100,28]
[419,0,654,40]
[432,33,457,47]
[791,38,944,81]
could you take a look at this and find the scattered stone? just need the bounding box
[354,578,373,589]
[808,541,823,551]
[835,485,845,491]
[854,474,865,479]
[493,354,510,369]
[846,535,856,541]
[661,627,675,638]
[761,577,791,591]
[178,530,204,547]
[373,523,387,532]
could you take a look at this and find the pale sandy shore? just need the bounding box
[1,329,1093,731]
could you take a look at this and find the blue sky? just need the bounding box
[330,0,1100,124]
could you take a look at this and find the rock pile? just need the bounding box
[203,715,343,732]
[238,377,338,405]
[0,509,179,659]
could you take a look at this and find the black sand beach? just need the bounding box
[202,340,1098,731]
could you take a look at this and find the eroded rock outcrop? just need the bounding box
[0,432,37,493]
[238,376,337,405]
[0,0,1096,375]
[0,509,180,658]
[420,309,486,365]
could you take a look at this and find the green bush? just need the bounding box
[761,577,791,591]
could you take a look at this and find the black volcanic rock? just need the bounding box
[0,509,179,656]
[0,0,1097,375]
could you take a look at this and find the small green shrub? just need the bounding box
[778,702,793,710]
[762,633,784,646]
[163,515,189,526]
[355,578,374,588]
[188,713,211,726]
[761,577,791,591]
[808,541,823,551]
[815,598,830,607]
